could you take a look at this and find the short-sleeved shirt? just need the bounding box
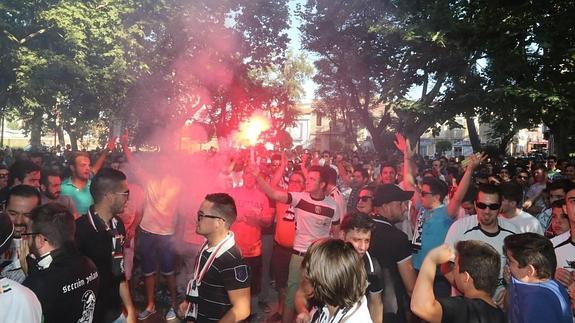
[194,243,250,322]
[369,216,412,316]
[553,233,575,272]
[75,208,127,322]
[444,215,517,295]
[61,177,93,215]
[438,296,506,323]
[229,187,272,257]
[508,277,573,323]
[287,192,340,253]
[364,251,383,295]
[274,202,296,248]
[412,205,454,270]
[0,277,42,323]
[500,210,544,234]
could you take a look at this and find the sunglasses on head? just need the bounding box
[475,202,501,210]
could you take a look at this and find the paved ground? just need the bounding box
[133,276,281,323]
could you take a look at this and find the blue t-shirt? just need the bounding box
[508,277,572,323]
[411,205,454,270]
[61,177,93,215]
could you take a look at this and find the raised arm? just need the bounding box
[119,130,148,183]
[411,244,454,323]
[270,151,288,188]
[92,136,116,174]
[251,165,289,204]
[395,133,416,191]
[447,153,485,218]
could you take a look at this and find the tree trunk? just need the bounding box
[30,110,43,149]
[56,125,65,147]
[64,125,79,151]
[465,115,481,152]
[498,132,516,156]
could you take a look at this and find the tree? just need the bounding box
[123,0,295,148]
[299,0,575,157]
[435,140,452,155]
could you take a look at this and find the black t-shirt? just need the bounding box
[191,244,250,322]
[24,243,99,323]
[438,297,506,323]
[75,208,126,323]
[368,216,412,317]
[364,251,384,295]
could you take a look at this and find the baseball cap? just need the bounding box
[373,184,414,207]
[0,213,14,255]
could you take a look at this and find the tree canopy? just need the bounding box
[298,0,575,156]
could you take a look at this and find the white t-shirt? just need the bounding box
[552,233,575,272]
[499,210,544,234]
[444,215,517,298]
[289,192,340,253]
[0,277,42,322]
[310,296,373,323]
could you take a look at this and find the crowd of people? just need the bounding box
[1,133,575,323]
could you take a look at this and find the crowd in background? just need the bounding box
[1,135,575,323]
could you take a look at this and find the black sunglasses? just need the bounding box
[197,211,225,222]
[475,202,501,210]
[359,196,373,202]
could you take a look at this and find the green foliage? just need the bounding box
[435,140,452,155]
[299,0,575,156]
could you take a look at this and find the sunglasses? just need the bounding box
[475,202,501,210]
[517,176,528,180]
[359,196,373,202]
[421,191,434,197]
[197,211,225,222]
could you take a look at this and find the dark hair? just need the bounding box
[205,193,237,227]
[476,184,501,203]
[504,233,556,280]
[421,177,448,201]
[340,212,375,233]
[325,166,338,186]
[546,179,573,194]
[547,155,557,162]
[379,162,396,175]
[8,160,41,187]
[90,168,127,204]
[302,239,366,308]
[308,165,330,186]
[456,240,501,295]
[462,185,478,203]
[354,168,369,180]
[30,203,75,248]
[446,166,459,178]
[551,199,565,209]
[41,168,62,187]
[499,182,524,205]
[7,185,41,206]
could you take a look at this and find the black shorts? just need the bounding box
[271,242,292,290]
[245,256,262,295]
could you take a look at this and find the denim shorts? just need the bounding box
[137,228,176,276]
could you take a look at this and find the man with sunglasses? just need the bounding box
[178,193,251,323]
[23,203,100,323]
[443,184,517,305]
[75,168,136,323]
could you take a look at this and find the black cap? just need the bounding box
[0,213,14,255]
[373,184,414,207]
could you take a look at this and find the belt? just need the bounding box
[292,249,306,257]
